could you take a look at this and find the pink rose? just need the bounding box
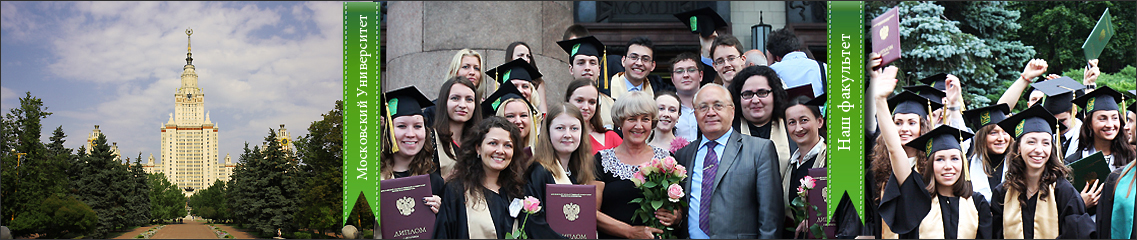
[800,176,816,189]
[660,157,678,174]
[667,184,684,202]
[797,186,806,195]
[640,163,658,176]
[674,165,687,179]
[631,171,646,187]
[522,196,542,214]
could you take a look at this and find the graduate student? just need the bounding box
[991,105,1097,239]
[1096,123,1137,239]
[377,86,446,238]
[433,117,528,239]
[432,77,483,179]
[482,82,541,168]
[1066,86,1135,172]
[521,102,598,239]
[504,41,548,113]
[487,59,544,119]
[962,103,1013,202]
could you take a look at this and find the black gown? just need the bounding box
[592,147,669,239]
[392,171,446,197]
[878,170,993,239]
[991,178,1096,239]
[521,164,577,239]
[1096,168,1137,239]
[433,181,518,239]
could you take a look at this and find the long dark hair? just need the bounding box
[433,76,482,159]
[1004,133,1070,206]
[917,148,973,198]
[728,66,788,124]
[969,124,1014,177]
[532,102,596,184]
[505,41,543,88]
[452,116,526,201]
[1076,110,1135,168]
[565,79,607,133]
[870,116,932,201]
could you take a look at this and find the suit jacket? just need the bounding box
[676,130,784,238]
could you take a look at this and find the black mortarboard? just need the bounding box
[786,84,815,101]
[805,93,826,106]
[917,73,948,91]
[1031,76,1084,114]
[487,59,542,84]
[962,103,1011,130]
[997,104,1060,139]
[481,82,537,118]
[889,90,943,118]
[905,125,974,159]
[902,85,946,105]
[384,86,434,118]
[1072,86,1123,114]
[674,7,728,38]
[557,36,605,60]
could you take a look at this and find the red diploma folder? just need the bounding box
[380,174,435,239]
[807,168,835,239]
[545,184,597,239]
[872,6,901,67]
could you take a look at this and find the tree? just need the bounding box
[1,92,75,237]
[189,179,230,223]
[866,1,1036,109]
[1011,1,1136,74]
[7,194,98,238]
[229,128,302,236]
[126,154,152,227]
[294,101,344,236]
[149,173,187,223]
[71,133,136,238]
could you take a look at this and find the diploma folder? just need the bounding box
[871,6,901,67]
[1067,151,1111,191]
[1081,8,1114,60]
[380,174,435,239]
[545,184,597,239]
[807,168,835,239]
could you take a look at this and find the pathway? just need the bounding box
[150,218,216,239]
[212,224,258,239]
[111,224,155,239]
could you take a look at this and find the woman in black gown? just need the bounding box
[990,105,1096,239]
[522,102,597,238]
[378,86,447,238]
[431,77,483,179]
[433,117,527,239]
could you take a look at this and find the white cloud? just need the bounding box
[2,1,342,163]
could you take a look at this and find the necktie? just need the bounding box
[699,140,719,234]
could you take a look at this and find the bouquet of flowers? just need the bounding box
[788,176,825,239]
[506,196,542,239]
[629,156,688,239]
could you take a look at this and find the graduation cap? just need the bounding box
[674,7,728,38]
[902,85,946,105]
[487,59,542,84]
[889,90,943,118]
[786,84,815,101]
[962,103,1011,130]
[383,86,434,153]
[1030,76,1084,115]
[805,93,826,106]
[904,125,975,180]
[1072,86,1123,114]
[481,81,537,118]
[917,73,948,91]
[557,36,605,60]
[997,104,1062,139]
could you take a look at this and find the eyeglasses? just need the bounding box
[696,101,732,113]
[672,67,699,75]
[740,89,772,100]
[713,55,739,66]
[626,54,652,63]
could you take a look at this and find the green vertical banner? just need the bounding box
[826,1,865,223]
[343,1,382,226]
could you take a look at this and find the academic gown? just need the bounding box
[878,170,993,239]
[432,134,461,180]
[520,164,576,239]
[433,182,517,239]
[991,178,1096,239]
[1096,167,1137,239]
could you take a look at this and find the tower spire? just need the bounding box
[185,28,194,66]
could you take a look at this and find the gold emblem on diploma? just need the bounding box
[563,203,581,221]
[879,26,889,40]
[397,197,416,216]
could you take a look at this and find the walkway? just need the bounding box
[150,218,216,239]
[111,224,155,239]
[212,224,257,239]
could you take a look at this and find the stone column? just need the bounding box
[385,1,574,102]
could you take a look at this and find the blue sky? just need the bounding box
[1,2,343,164]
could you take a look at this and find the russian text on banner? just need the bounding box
[826,1,865,224]
[344,1,382,226]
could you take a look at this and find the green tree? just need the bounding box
[71,133,135,238]
[126,154,152,227]
[1,92,76,237]
[294,101,344,236]
[148,172,186,223]
[1011,1,1136,74]
[866,1,1036,109]
[8,194,98,238]
[189,179,230,223]
[229,128,302,236]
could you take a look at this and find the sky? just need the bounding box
[1,2,343,164]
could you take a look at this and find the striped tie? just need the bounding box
[699,141,719,234]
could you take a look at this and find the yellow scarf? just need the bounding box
[1004,186,1059,239]
[550,162,573,185]
[466,192,498,239]
[919,195,980,238]
[434,132,457,180]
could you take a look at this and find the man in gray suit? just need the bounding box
[675,83,783,238]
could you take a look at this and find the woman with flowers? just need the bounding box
[781,95,828,237]
[434,117,527,239]
[593,91,682,239]
[520,102,597,238]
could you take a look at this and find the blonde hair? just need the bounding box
[447,49,495,97]
[611,91,658,130]
[495,98,541,149]
[532,102,596,184]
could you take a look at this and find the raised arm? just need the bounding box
[871,66,914,183]
[941,74,966,128]
[865,53,884,134]
[998,59,1047,109]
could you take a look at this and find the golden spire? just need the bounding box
[185,28,194,65]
